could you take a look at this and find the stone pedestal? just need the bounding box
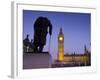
[23,52,52,69]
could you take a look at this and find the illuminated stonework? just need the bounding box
[58,27,64,61]
[57,28,90,66]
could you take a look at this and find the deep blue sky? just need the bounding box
[23,10,91,59]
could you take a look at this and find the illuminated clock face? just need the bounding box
[59,37,63,41]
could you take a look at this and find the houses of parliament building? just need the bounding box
[57,28,91,66]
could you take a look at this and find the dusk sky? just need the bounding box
[23,10,91,59]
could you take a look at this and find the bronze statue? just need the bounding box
[33,16,52,53]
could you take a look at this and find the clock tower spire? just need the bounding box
[58,27,64,61]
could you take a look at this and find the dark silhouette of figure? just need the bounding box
[23,34,30,52]
[23,34,30,47]
[33,16,52,53]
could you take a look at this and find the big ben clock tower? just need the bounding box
[58,27,64,62]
